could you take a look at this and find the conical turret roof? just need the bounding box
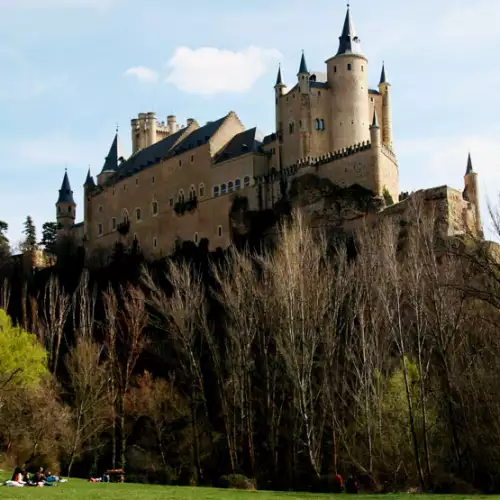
[84,168,96,187]
[371,109,380,128]
[337,6,363,56]
[275,64,284,86]
[57,170,75,204]
[466,152,474,175]
[298,51,309,74]
[100,133,122,173]
[379,63,387,84]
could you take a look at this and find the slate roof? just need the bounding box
[100,133,123,173]
[214,128,264,164]
[298,51,309,74]
[275,65,283,86]
[466,153,474,175]
[57,171,75,204]
[371,109,380,128]
[84,168,96,187]
[263,133,277,145]
[369,89,381,95]
[337,7,363,57]
[380,63,387,85]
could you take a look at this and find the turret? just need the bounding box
[167,115,177,134]
[97,132,122,185]
[463,153,483,237]
[56,169,76,231]
[370,110,382,195]
[146,112,157,147]
[137,113,147,149]
[83,168,95,241]
[326,5,370,151]
[131,118,139,153]
[378,63,393,150]
[297,51,310,94]
[274,64,286,170]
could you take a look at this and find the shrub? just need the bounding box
[218,473,256,490]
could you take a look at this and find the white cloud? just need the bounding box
[165,46,281,95]
[125,66,159,84]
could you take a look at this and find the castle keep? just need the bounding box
[56,6,483,257]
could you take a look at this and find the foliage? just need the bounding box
[0,308,48,391]
[0,220,10,260]
[383,187,394,206]
[40,221,61,254]
[22,215,37,252]
[218,474,256,490]
[117,220,130,236]
[174,197,198,215]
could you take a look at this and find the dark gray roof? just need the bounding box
[337,7,363,57]
[311,81,328,89]
[84,168,96,187]
[57,171,75,204]
[73,222,84,228]
[263,132,277,145]
[109,113,229,182]
[371,109,379,128]
[466,153,474,175]
[369,89,381,95]
[214,128,263,164]
[298,51,309,74]
[100,133,122,173]
[380,63,387,84]
[275,65,283,86]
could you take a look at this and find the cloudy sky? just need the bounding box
[0,0,499,245]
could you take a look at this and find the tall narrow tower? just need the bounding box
[326,6,370,151]
[378,63,393,150]
[274,64,286,170]
[463,153,483,237]
[97,132,122,185]
[297,51,311,158]
[83,168,95,241]
[56,169,76,232]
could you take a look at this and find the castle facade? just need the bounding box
[55,7,483,257]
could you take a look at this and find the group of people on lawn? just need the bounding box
[333,474,359,494]
[4,466,66,487]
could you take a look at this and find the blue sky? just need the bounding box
[1,0,499,246]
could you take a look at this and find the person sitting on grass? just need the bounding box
[345,475,359,494]
[5,467,26,487]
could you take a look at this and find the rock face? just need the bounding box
[288,174,385,229]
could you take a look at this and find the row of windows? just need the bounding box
[333,63,364,73]
[213,176,250,197]
[57,205,73,214]
[288,119,326,134]
[97,225,224,242]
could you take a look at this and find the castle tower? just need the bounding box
[369,109,382,196]
[137,113,147,150]
[97,132,122,185]
[463,153,483,237]
[146,111,157,147]
[56,169,76,231]
[378,63,393,150]
[297,51,312,158]
[83,168,95,240]
[298,51,310,94]
[131,118,139,153]
[274,64,286,170]
[326,6,370,151]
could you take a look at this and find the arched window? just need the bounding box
[194,232,199,244]
[189,185,196,200]
[334,65,337,73]
[289,122,295,134]
[213,185,220,197]
[97,223,103,236]
[199,183,205,198]
[228,181,234,193]
[217,225,223,238]
[169,197,174,207]
[320,119,325,130]
[221,183,227,195]
[152,176,155,184]
[178,189,185,203]
[135,208,142,221]
[244,176,250,187]
[135,178,139,186]
[122,209,129,223]
[98,205,103,213]
[111,217,116,230]
[347,63,352,71]
[153,237,157,248]
[152,200,159,216]
[235,178,241,190]
[315,119,320,130]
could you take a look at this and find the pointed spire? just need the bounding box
[275,64,284,86]
[57,170,75,204]
[100,132,122,173]
[84,167,96,187]
[371,109,380,128]
[298,50,309,74]
[337,5,363,56]
[466,152,474,175]
[379,62,387,85]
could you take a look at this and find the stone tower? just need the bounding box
[369,109,382,195]
[378,63,393,150]
[56,170,76,231]
[83,168,95,240]
[463,153,483,237]
[297,51,312,158]
[274,64,286,170]
[327,6,370,151]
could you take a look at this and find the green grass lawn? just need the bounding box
[0,475,496,500]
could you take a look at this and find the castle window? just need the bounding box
[334,65,337,73]
[178,159,182,167]
[289,122,295,134]
[194,232,199,244]
[217,225,223,238]
[370,97,374,102]
[123,209,129,223]
[318,91,321,97]
[68,206,72,213]
[191,155,194,163]
[361,65,364,72]
[153,237,157,248]
[189,185,196,200]
[299,120,302,128]
[169,197,174,208]
[221,183,227,195]
[228,181,234,193]
[135,178,139,186]
[58,206,61,214]
[111,217,116,230]
[244,176,250,187]
[152,201,159,216]
[315,119,320,130]
[235,178,241,190]
[113,188,115,196]
[97,223,103,236]
[99,205,103,213]
[152,176,155,184]
[178,189,185,204]
[136,208,142,221]
[124,184,127,191]
[199,183,205,198]
[213,185,220,197]
[347,63,352,71]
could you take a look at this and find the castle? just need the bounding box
[55,6,483,257]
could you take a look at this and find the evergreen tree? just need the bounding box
[40,221,60,254]
[22,216,37,252]
[0,220,10,260]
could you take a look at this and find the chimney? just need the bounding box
[167,115,177,134]
[146,112,157,147]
